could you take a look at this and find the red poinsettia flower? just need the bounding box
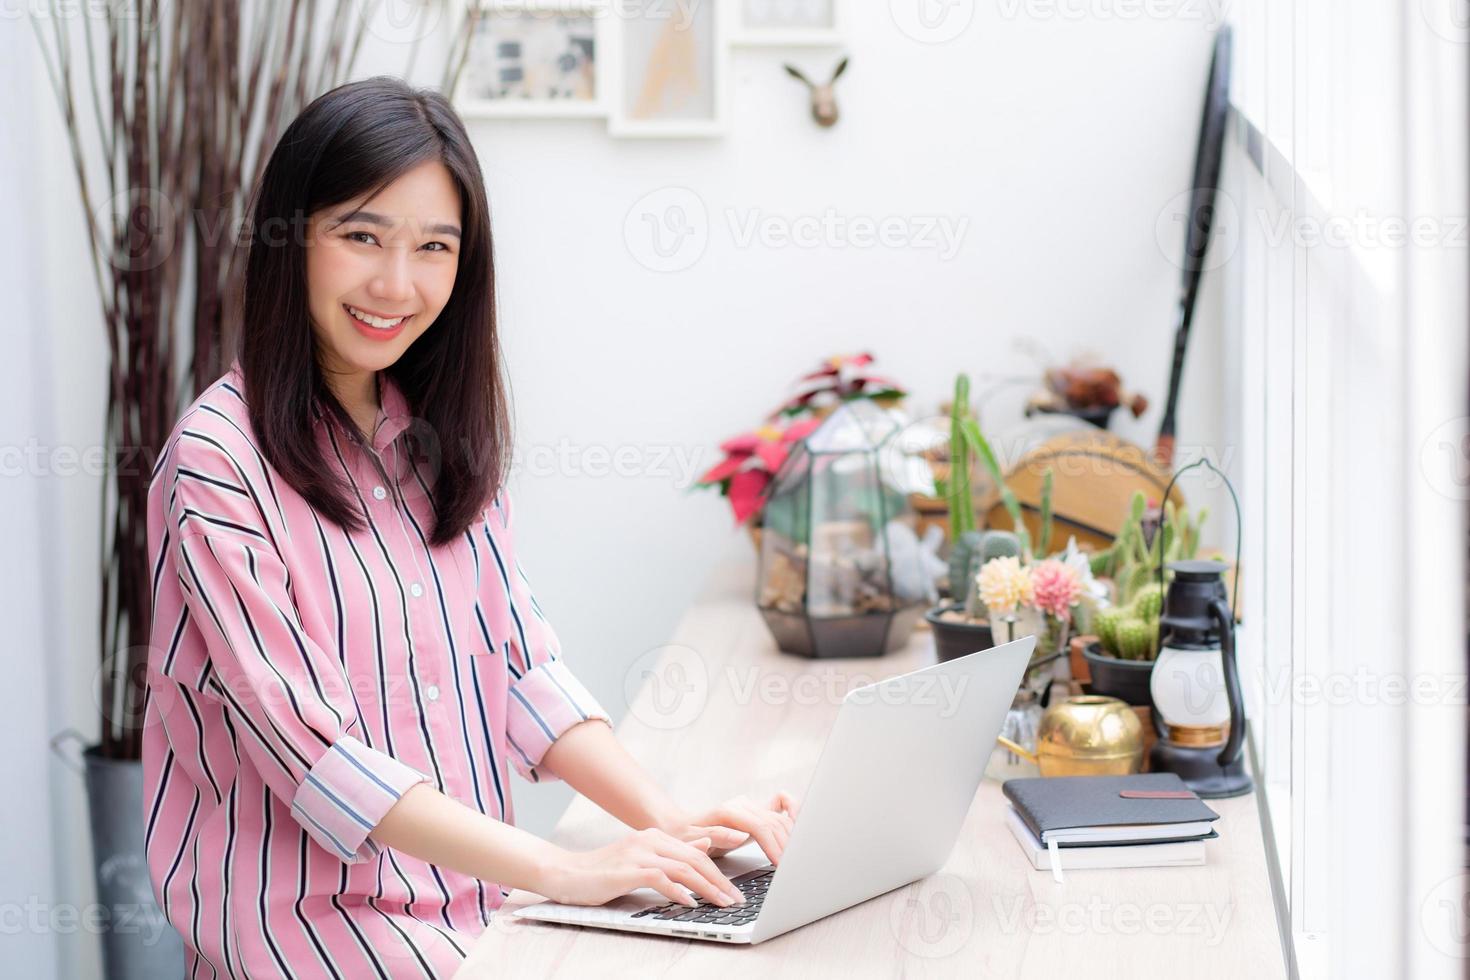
[696,416,823,525]
[771,352,906,418]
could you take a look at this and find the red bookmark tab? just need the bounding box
[1119,789,1198,800]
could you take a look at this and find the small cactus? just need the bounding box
[954,529,1021,618]
[948,529,984,605]
[1116,617,1153,661]
[1036,468,1054,559]
[1097,490,1208,608]
[1095,606,1126,656]
[981,529,1022,563]
[1131,582,1164,622]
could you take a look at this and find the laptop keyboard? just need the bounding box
[629,865,775,927]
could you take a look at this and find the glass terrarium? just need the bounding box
[755,400,931,658]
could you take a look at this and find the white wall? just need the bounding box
[25,3,1225,975]
[466,3,1229,831]
[4,10,61,979]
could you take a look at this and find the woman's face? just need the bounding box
[305,159,462,383]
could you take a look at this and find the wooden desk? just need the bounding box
[456,555,1285,979]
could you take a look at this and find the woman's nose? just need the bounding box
[370,248,415,303]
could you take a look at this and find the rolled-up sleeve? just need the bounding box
[486,489,611,784]
[167,442,429,863]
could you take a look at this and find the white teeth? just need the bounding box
[346,305,407,329]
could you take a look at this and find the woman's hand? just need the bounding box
[660,791,802,864]
[537,828,747,909]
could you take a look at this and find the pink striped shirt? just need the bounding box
[142,361,610,978]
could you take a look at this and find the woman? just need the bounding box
[142,76,799,979]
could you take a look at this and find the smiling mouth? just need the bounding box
[343,304,414,331]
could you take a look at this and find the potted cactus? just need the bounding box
[1081,491,1208,704]
[925,374,1062,663]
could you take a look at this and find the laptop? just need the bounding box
[510,635,1034,945]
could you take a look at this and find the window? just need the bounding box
[1226,3,1467,976]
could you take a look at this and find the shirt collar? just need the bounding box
[229,358,413,453]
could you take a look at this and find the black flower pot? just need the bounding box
[924,603,996,663]
[1082,641,1155,706]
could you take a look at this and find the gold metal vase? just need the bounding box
[996,695,1144,777]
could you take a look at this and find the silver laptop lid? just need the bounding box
[750,636,1035,944]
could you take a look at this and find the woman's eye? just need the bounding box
[346,231,377,245]
[422,241,449,252]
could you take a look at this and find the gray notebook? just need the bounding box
[1002,773,1221,847]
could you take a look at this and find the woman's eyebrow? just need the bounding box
[332,209,461,239]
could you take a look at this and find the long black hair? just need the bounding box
[240,75,510,547]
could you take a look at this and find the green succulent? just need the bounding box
[1095,606,1126,656]
[1131,582,1165,622]
[1116,617,1154,661]
[1090,491,1208,607]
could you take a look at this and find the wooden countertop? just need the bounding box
[456,553,1285,979]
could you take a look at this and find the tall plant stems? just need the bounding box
[30,0,469,759]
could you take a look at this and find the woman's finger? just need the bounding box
[741,817,783,865]
[694,824,747,849]
[771,790,801,820]
[636,867,698,907]
[650,833,739,899]
[713,803,786,864]
[652,857,741,907]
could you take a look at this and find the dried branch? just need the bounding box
[29,0,457,759]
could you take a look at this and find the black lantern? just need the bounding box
[1146,458,1251,799]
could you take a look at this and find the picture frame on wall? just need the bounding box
[730,0,840,47]
[451,1,610,118]
[607,0,727,138]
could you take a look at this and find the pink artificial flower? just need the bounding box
[1029,559,1084,622]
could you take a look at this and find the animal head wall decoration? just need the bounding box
[784,56,849,128]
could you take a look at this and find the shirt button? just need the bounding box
[410,582,424,598]
[372,486,387,501]
[425,684,440,702]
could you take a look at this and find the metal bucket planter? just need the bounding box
[53,730,185,979]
